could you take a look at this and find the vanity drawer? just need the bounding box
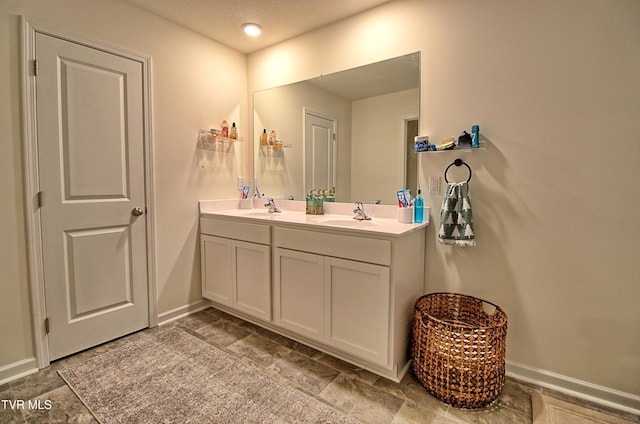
[200,217,270,245]
[273,227,390,266]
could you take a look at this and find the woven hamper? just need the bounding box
[411,292,508,409]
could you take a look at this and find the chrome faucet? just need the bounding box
[353,202,371,221]
[264,198,281,213]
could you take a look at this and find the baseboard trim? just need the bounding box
[157,299,211,326]
[0,357,38,385]
[507,361,640,416]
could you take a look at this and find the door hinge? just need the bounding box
[33,59,39,76]
[44,317,50,334]
[37,191,43,208]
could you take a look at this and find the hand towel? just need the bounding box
[438,181,476,246]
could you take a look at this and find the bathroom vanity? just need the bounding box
[199,199,428,382]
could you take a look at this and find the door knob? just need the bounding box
[131,207,144,216]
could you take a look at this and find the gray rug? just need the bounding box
[58,327,360,424]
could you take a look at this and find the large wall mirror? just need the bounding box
[253,52,420,205]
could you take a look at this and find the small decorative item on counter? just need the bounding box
[221,120,229,138]
[229,122,238,140]
[414,135,430,152]
[471,124,480,148]
[305,189,324,215]
[260,129,268,146]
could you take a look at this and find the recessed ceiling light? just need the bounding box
[242,23,262,37]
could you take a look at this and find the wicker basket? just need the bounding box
[411,292,508,409]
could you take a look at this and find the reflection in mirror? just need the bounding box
[254,52,420,205]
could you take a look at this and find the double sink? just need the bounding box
[199,199,428,236]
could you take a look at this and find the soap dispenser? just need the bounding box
[414,187,424,224]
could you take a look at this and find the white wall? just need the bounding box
[0,0,246,372]
[248,0,640,401]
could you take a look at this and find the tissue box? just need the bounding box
[414,135,430,152]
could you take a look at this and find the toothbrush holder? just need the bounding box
[397,207,413,224]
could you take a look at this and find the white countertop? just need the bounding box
[199,199,429,236]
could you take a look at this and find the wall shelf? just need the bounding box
[259,143,292,157]
[417,143,486,153]
[198,130,243,151]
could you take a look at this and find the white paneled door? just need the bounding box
[304,112,336,193]
[35,33,149,360]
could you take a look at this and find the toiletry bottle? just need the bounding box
[229,122,238,140]
[414,188,424,224]
[325,188,335,202]
[306,190,314,214]
[471,125,479,148]
[314,190,324,215]
[260,129,268,146]
[269,130,276,147]
[221,120,229,138]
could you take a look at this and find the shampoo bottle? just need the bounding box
[414,188,424,224]
[229,122,238,140]
[260,129,268,146]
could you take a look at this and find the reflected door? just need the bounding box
[304,112,336,193]
[36,33,149,360]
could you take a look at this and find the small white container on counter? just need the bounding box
[239,198,254,209]
[397,207,413,224]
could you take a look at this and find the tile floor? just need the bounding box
[1,307,638,424]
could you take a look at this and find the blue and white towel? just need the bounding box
[438,182,476,246]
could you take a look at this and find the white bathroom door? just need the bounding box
[304,112,336,192]
[35,33,149,360]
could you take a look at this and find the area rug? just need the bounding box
[58,327,360,424]
[532,392,636,424]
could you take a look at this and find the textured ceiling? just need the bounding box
[122,0,394,54]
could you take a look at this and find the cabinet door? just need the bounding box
[201,235,233,306]
[325,258,390,366]
[233,241,271,321]
[274,248,324,341]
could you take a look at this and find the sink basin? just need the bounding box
[313,217,380,227]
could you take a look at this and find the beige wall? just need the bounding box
[248,0,640,398]
[0,0,246,370]
[2,0,639,406]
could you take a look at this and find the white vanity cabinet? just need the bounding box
[200,218,271,321]
[272,226,423,377]
[199,207,426,382]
